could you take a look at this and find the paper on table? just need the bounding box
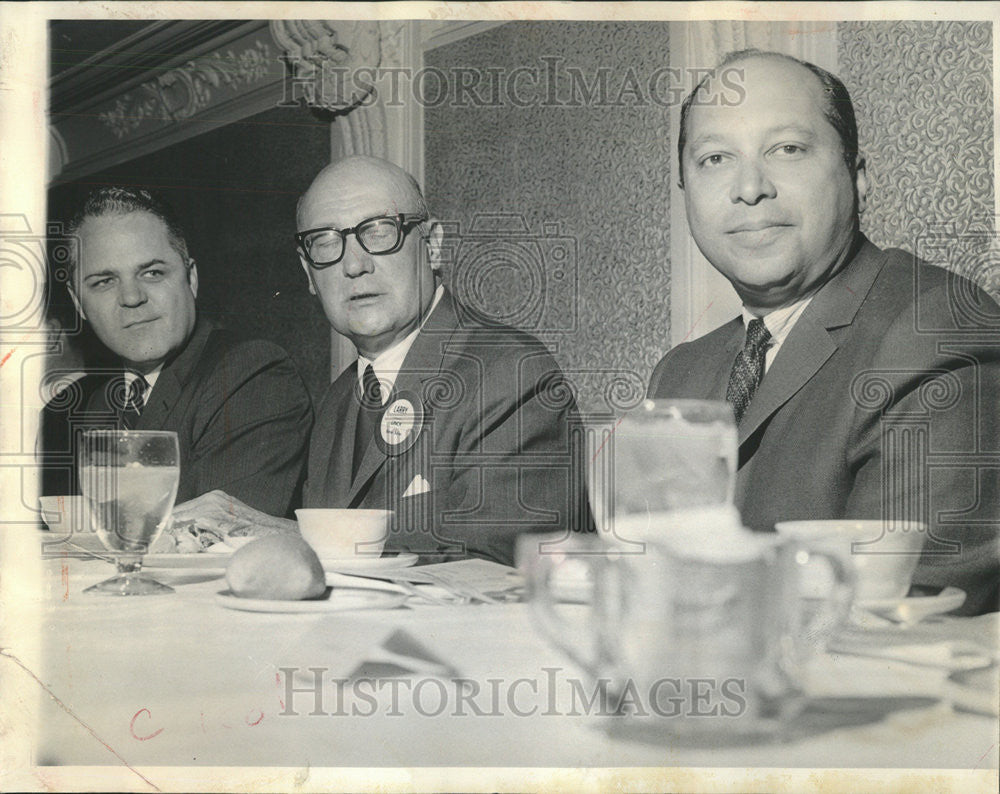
[380,558,524,596]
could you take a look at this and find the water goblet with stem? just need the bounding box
[80,429,180,595]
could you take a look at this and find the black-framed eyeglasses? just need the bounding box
[296,214,427,268]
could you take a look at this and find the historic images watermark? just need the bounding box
[278,59,747,110]
[278,667,749,719]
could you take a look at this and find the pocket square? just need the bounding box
[402,474,431,498]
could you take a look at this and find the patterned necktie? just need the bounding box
[726,318,772,424]
[121,374,148,429]
[351,364,383,480]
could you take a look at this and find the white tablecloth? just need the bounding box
[24,558,1000,774]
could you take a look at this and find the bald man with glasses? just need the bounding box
[175,155,592,565]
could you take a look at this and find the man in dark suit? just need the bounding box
[40,187,312,517]
[174,156,590,565]
[648,50,1000,614]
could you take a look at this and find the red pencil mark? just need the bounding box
[129,708,163,741]
[844,285,856,296]
[0,648,160,790]
[61,562,69,601]
[976,743,996,767]
[276,671,285,711]
[245,708,264,726]
[200,711,207,733]
[591,417,625,464]
[0,348,14,368]
[679,301,716,345]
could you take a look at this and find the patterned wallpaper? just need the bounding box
[424,22,672,416]
[838,21,998,298]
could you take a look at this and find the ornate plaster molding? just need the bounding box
[97,40,274,140]
[269,20,381,113]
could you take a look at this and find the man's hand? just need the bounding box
[171,490,298,537]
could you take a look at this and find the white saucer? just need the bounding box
[215,586,407,613]
[856,587,966,624]
[320,553,418,573]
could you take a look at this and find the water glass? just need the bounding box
[79,430,180,596]
[595,399,736,541]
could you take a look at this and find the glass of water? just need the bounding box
[80,430,180,596]
[607,399,737,537]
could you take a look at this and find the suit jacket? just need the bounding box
[304,290,592,566]
[649,236,1000,614]
[40,317,313,517]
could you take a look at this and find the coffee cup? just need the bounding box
[294,509,392,559]
[775,520,926,601]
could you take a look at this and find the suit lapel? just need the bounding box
[737,315,837,445]
[711,321,745,400]
[136,318,213,431]
[737,237,887,447]
[346,289,458,506]
[85,371,126,423]
[321,372,362,506]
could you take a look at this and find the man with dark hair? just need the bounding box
[174,155,592,565]
[39,187,313,517]
[650,50,1000,613]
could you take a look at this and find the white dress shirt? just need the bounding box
[741,294,815,373]
[356,284,445,404]
[124,366,161,406]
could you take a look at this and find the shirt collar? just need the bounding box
[357,284,444,403]
[124,366,162,396]
[741,292,815,348]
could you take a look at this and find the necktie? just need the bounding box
[351,364,383,480]
[726,318,771,424]
[121,374,148,429]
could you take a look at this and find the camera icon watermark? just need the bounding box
[439,213,578,333]
[0,215,80,336]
